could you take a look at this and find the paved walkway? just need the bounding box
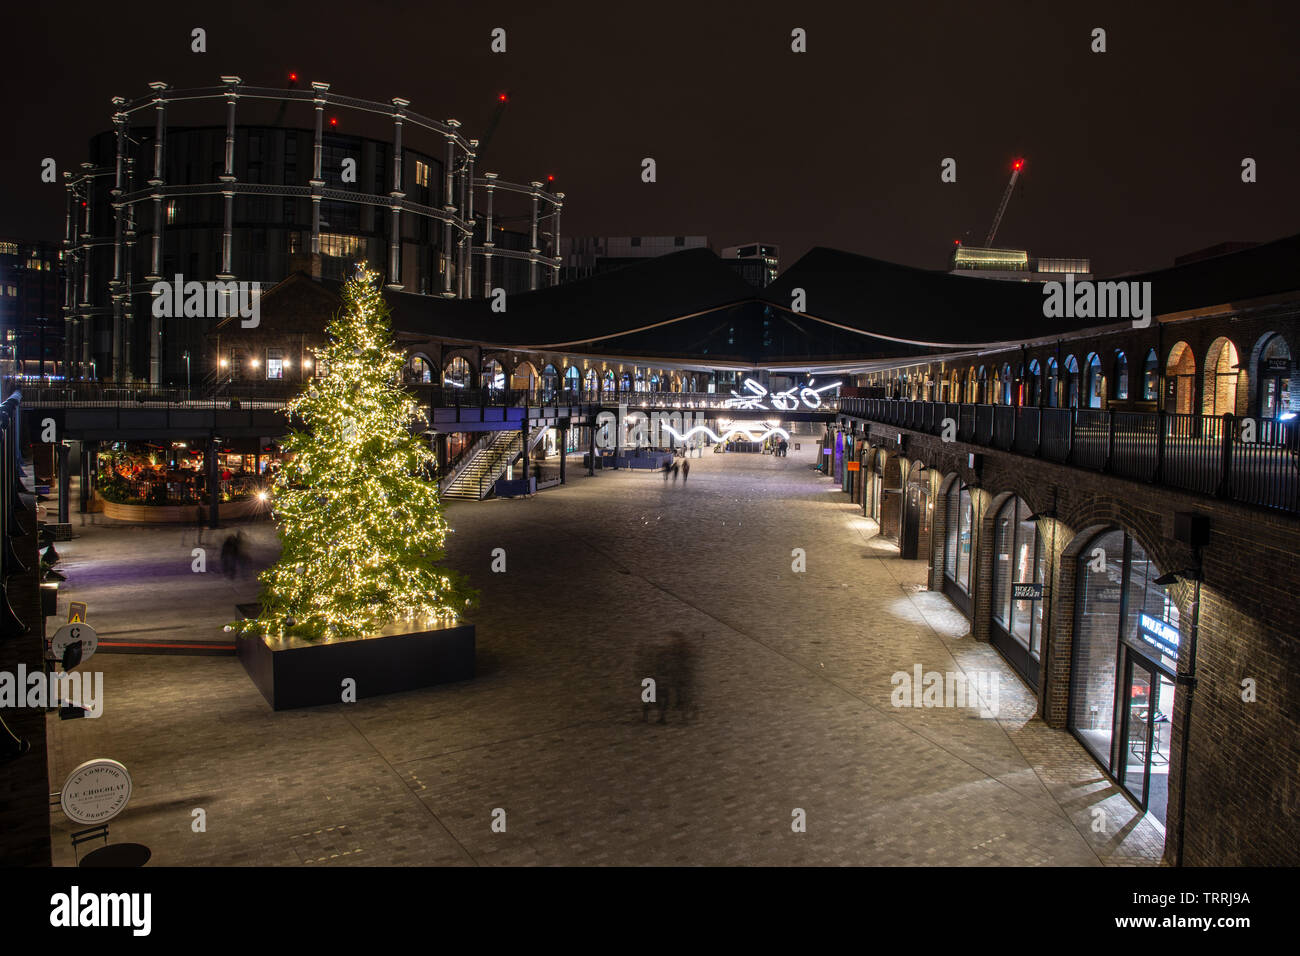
[45,445,1165,865]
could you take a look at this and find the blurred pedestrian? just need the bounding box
[220,533,237,578]
[682,460,690,483]
[671,462,679,483]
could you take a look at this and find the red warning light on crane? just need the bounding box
[288,72,298,83]
[1013,159,1024,171]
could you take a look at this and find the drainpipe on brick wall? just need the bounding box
[1173,572,1202,866]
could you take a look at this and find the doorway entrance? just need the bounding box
[1118,650,1175,824]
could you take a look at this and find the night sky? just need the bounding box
[5,0,1299,277]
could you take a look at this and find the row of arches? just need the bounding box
[927,475,1180,828]
[870,332,1294,421]
[406,353,706,398]
[836,431,1184,833]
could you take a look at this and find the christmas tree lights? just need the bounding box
[240,266,472,641]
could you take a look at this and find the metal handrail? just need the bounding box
[839,397,1299,514]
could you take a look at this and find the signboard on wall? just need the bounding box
[1139,613,1180,659]
[1012,583,1042,600]
[48,623,98,664]
[60,759,133,826]
[846,461,860,471]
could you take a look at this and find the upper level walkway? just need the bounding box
[839,396,1300,515]
[17,381,839,438]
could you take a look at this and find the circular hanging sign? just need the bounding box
[60,759,132,826]
[49,623,98,664]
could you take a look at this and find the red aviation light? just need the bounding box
[329,117,338,127]
[288,72,298,82]
[1013,159,1024,171]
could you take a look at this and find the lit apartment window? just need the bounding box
[266,348,284,380]
[4,285,15,296]
[166,201,178,224]
[0,242,17,255]
[415,160,430,188]
[319,233,365,258]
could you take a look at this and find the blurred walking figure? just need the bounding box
[671,462,680,483]
[682,460,690,483]
[635,630,698,724]
[220,530,249,579]
[663,460,671,482]
[220,533,237,578]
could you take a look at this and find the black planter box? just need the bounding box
[237,617,476,710]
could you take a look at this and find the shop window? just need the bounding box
[991,497,1045,657]
[1069,529,1180,823]
[1086,352,1103,408]
[266,349,284,380]
[944,482,973,594]
[1143,349,1159,401]
[411,355,434,383]
[444,355,470,388]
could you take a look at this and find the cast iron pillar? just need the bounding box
[56,444,70,524]
[206,442,220,528]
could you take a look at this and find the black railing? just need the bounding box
[839,397,1300,514]
[20,381,298,409]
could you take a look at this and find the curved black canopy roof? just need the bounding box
[312,231,1300,366]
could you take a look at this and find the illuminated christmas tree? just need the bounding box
[241,266,471,640]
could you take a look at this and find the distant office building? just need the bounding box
[0,238,63,380]
[950,244,1092,282]
[563,235,708,281]
[720,242,779,287]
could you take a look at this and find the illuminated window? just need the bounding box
[1143,349,1159,401]
[166,201,178,224]
[414,160,431,188]
[992,497,1045,658]
[266,348,284,380]
[319,233,365,258]
[944,482,973,595]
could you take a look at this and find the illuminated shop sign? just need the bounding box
[1138,613,1180,659]
[725,378,841,411]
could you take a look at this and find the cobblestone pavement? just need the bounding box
[44,445,1165,866]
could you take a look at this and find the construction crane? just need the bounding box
[476,91,510,163]
[984,158,1024,247]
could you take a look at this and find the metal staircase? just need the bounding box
[439,423,551,501]
[440,431,523,500]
